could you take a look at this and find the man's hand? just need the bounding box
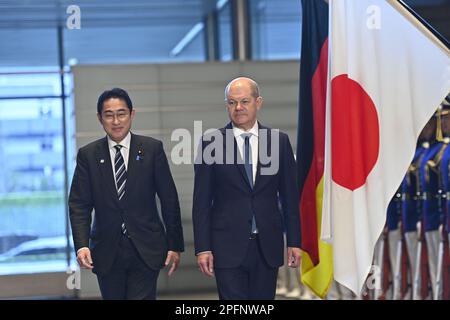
[287,247,302,268]
[165,251,181,276]
[197,252,214,277]
[77,248,93,269]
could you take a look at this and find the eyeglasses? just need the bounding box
[225,98,253,109]
[101,111,130,122]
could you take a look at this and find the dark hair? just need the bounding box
[97,88,133,114]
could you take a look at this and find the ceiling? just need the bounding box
[0,0,211,28]
[0,0,447,68]
[0,0,448,28]
[0,0,219,67]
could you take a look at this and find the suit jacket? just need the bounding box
[192,122,301,268]
[69,133,184,275]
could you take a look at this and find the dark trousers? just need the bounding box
[214,236,278,300]
[97,234,160,300]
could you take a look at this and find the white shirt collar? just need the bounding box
[232,121,259,138]
[107,131,131,150]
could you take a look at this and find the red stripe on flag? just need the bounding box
[300,38,328,265]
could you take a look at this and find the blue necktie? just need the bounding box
[114,145,128,236]
[243,134,257,234]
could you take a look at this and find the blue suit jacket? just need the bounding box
[192,122,301,268]
[440,142,450,233]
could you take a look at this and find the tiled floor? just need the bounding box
[159,291,219,300]
[157,291,320,300]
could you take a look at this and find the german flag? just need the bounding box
[297,0,333,298]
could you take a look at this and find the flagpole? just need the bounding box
[391,0,450,54]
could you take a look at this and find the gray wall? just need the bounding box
[72,60,300,297]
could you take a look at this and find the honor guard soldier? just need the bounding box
[386,188,403,300]
[402,138,430,299]
[419,107,448,300]
[374,192,402,300]
[437,96,450,300]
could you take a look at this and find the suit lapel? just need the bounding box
[96,137,120,205]
[254,123,272,192]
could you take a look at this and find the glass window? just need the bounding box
[64,25,206,65]
[0,71,62,98]
[249,0,302,60]
[0,80,74,275]
[0,28,58,68]
[217,1,233,61]
[60,0,207,65]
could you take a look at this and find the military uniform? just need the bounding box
[437,100,450,300]
[419,138,447,299]
[403,142,430,299]
[386,189,403,299]
[439,139,450,299]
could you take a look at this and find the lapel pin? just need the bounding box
[100,159,105,164]
[137,148,144,161]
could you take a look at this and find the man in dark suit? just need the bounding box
[192,77,302,300]
[69,88,184,300]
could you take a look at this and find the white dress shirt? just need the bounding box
[232,121,259,184]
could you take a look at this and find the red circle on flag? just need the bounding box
[331,74,380,191]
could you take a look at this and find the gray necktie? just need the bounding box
[243,134,257,234]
